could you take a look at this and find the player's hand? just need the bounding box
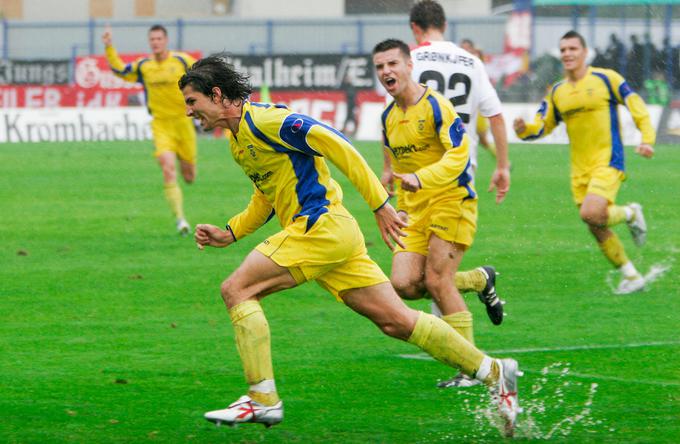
[397,210,408,224]
[635,143,654,158]
[488,167,511,204]
[102,25,113,47]
[194,224,234,250]
[513,117,526,135]
[374,203,407,251]
[393,172,421,192]
[381,169,395,197]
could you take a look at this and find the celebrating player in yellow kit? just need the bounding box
[375,38,499,390]
[102,25,197,235]
[514,31,655,294]
[178,54,521,436]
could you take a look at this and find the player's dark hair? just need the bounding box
[372,39,410,58]
[461,38,475,47]
[410,0,446,32]
[148,24,168,36]
[178,53,252,102]
[561,30,587,48]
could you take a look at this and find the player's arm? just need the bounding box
[276,115,406,250]
[194,188,273,250]
[175,51,197,71]
[403,100,470,191]
[514,90,559,141]
[610,70,656,157]
[101,27,140,82]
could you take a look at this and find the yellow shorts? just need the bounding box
[255,205,389,300]
[571,166,625,205]
[151,117,197,164]
[395,197,478,256]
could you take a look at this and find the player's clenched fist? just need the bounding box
[194,224,234,250]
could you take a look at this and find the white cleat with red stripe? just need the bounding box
[488,358,523,438]
[204,395,283,428]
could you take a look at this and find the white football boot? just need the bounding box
[204,395,283,428]
[488,358,522,438]
[616,275,645,294]
[176,218,191,236]
[626,203,647,247]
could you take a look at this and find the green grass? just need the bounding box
[1,138,679,443]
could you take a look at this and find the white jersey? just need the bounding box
[410,40,502,168]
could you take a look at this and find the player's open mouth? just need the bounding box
[385,77,396,88]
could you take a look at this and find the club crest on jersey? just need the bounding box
[247,144,257,158]
[291,118,304,133]
[418,119,426,131]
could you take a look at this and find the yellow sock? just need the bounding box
[607,205,627,227]
[442,311,474,344]
[598,233,629,268]
[163,182,185,220]
[407,311,484,377]
[229,300,279,406]
[455,269,486,293]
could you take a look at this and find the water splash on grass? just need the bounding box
[442,363,606,441]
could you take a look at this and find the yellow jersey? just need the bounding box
[105,46,195,120]
[517,66,656,175]
[381,86,475,214]
[226,101,389,240]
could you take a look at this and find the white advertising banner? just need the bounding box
[0,107,152,143]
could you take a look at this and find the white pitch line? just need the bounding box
[398,339,680,361]
[521,368,680,387]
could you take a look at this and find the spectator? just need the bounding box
[605,34,625,72]
[627,35,644,89]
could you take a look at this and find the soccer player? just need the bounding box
[102,25,197,235]
[179,54,521,436]
[514,31,655,294]
[375,38,501,391]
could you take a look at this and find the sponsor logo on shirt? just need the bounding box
[390,144,428,158]
[248,170,274,185]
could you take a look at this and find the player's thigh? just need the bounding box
[391,252,426,292]
[151,119,178,157]
[174,118,198,165]
[341,282,418,340]
[315,253,389,302]
[222,249,298,308]
[587,167,624,204]
[427,198,477,248]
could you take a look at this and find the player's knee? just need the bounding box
[579,206,606,226]
[391,277,421,300]
[423,270,446,295]
[183,173,195,184]
[220,278,244,306]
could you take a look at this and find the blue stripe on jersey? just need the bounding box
[456,160,477,200]
[279,113,351,155]
[448,117,465,147]
[244,111,330,232]
[251,102,271,108]
[618,81,633,100]
[137,58,151,114]
[111,64,133,75]
[381,101,396,148]
[593,71,625,171]
[173,54,189,71]
[426,95,443,135]
[551,83,563,124]
[522,100,547,141]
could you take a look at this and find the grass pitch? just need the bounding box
[1,138,679,443]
